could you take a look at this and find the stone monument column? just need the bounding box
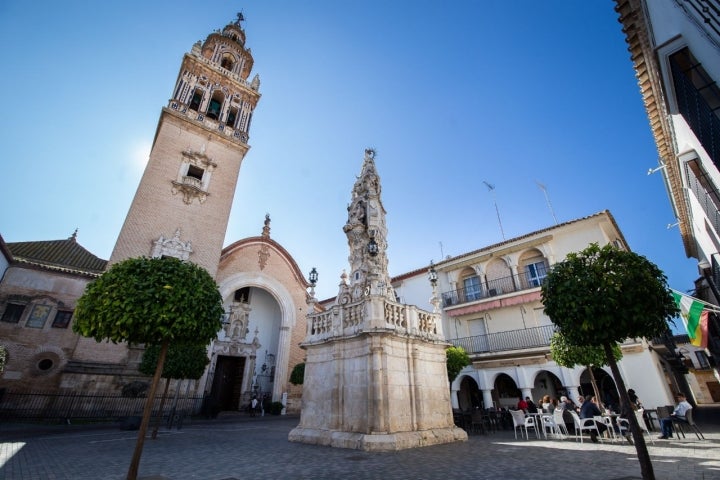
[288,149,467,451]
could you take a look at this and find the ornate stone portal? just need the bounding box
[288,149,467,451]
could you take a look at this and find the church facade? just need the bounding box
[0,15,311,414]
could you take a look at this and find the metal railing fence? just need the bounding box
[0,390,205,422]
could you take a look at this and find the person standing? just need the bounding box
[658,393,692,440]
[627,389,642,409]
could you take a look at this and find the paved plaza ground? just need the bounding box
[1,407,719,480]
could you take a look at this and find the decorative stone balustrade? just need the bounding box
[168,100,249,144]
[306,297,443,344]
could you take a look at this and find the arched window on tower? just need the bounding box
[220,53,235,72]
[226,106,238,127]
[189,88,204,111]
[207,91,225,120]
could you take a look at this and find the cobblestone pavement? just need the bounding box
[1,410,719,480]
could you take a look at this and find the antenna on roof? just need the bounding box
[483,181,505,240]
[536,180,558,225]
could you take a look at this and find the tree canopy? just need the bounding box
[289,362,305,385]
[549,331,622,368]
[541,243,678,346]
[446,346,470,384]
[73,256,224,345]
[139,343,210,380]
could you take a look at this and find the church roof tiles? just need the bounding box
[6,235,107,277]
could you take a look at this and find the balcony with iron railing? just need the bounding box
[671,54,720,170]
[450,325,647,357]
[685,162,720,235]
[441,271,544,309]
[449,324,557,355]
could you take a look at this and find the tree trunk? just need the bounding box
[587,365,602,407]
[604,342,655,480]
[151,377,172,440]
[127,340,169,480]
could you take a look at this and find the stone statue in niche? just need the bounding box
[346,199,366,229]
[224,303,249,340]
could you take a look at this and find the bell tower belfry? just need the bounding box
[289,149,467,451]
[110,13,260,276]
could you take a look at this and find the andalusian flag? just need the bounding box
[672,291,709,348]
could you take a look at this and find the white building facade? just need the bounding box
[614,0,720,391]
[391,211,678,411]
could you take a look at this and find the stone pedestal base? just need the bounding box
[288,426,467,452]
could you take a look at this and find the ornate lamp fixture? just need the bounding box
[428,260,438,287]
[309,267,318,286]
[367,238,379,257]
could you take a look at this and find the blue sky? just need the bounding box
[0,1,699,315]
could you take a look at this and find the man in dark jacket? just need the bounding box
[579,395,607,443]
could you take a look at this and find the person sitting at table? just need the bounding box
[525,397,538,414]
[517,397,529,413]
[579,395,607,443]
[559,396,576,434]
[658,393,692,440]
[541,395,552,413]
[575,395,585,413]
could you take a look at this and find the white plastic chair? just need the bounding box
[570,411,602,443]
[540,413,564,439]
[596,415,617,442]
[635,409,654,445]
[510,409,539,440]
[617,417,630,437]
[552,408,570,437]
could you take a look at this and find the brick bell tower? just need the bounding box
[110,13,260,276]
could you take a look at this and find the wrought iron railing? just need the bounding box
[440,271,545,308]
[449,324,557,355]
[673,0,720,48]
[0,390,205,422]
[671,54,720,170]
[685,162,720,234]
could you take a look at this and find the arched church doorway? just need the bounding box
[580,367,618,410]
[494,373,520,409]
[458,376,482,411]
[209,285,283,410]
[209,356,246,412]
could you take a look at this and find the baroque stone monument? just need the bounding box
[288,148,467,451]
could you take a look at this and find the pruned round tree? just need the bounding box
[139,342,210,439]
[73,256,223,480]
[541,243,678,480]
